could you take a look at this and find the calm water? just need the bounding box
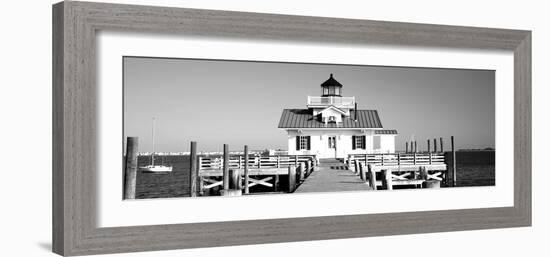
[133,151,495,199]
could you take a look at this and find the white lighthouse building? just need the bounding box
[278,74,398,159]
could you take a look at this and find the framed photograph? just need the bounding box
[52,1,531,256]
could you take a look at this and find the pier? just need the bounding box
[123,138,456,199]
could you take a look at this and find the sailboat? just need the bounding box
[140,117,173,173]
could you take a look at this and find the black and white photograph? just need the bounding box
[122,57,495,199]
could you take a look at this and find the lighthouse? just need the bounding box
[278,74,398,159]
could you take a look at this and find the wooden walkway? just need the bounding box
[295,159,372,193]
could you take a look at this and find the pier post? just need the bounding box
[189,141,198,197]
[354,160,359,174]
[406,142,409,153]
[427,139,431,153]
[244,145,249,194]
[420,166,428,181]
[306,160,312,177]
[299,162,306,181]
[367,164,377,190]
[288,166,297,193]
[382,169,393,190]
[434,138,438,152]
[123,137,138,200]
[414,141,417,153]
[220,169,242,196]
[273,174,279,192]
[451,136,457,187]
[223,144,230,190]
[420,166,427,188]
[440,137,444,152]
[359,162,366,181]
[229,169,241,190]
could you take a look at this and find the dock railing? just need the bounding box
[347,153,449,189]
[198,153,318,195]
[200,155,318,171]
[347,153,445,167]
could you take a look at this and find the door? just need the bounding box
[328,136,337,158]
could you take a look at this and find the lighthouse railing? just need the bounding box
[307,96,355,108]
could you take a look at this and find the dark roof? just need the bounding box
[375,129,398,135]
[321,74,343,88]
[278,109,383,129]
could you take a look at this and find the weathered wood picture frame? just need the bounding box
[52,1,531,256]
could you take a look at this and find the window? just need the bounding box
[335,87,340,95]
[328,86,335,95]
[296,136,311,150]
[355,136,364,149]
[352,135,366,150]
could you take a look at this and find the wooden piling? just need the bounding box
[306,160,312,177]
[358,162,364,180]
[383,169,393,190]
[359,162,367,181]
[406,142,409,153]
[451,136,457,187]
[223,144,230,190]
[427,139,431,153]
[299,162,306,181]
[229,169,241,190]
[273,174,279,192]
[433,138,437,152]
[244,145,249,194]
[123,137,138,200]
[420,166,428,181]
[367,164,377,190]
[410,167,417,180]
[440,137,444,152]
[288,166,297,193]
[414,141,417,153]
[189,141,198,197]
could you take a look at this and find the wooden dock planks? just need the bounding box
[295,159,372,193]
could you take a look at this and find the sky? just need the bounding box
[123,57,495,153]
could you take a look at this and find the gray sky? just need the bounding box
[124,57,494,152]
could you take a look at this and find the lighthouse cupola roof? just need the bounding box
[321,73,343,97]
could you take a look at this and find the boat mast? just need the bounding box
[151,117,155,166]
